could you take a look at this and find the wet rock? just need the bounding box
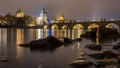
[89,51,118,60]
[113,44,120,50]
[94,62,105,68]
[30,39,49,49]
[85,44,102,51]
[70,60,93,67]
[74,38,82,42]
[63,38,73,44]
[46,36,64,46]
[20,36,64,51]
[19,43,29,47]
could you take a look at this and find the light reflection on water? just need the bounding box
[0,28,119,68]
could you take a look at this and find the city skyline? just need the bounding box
[0,0,120,21]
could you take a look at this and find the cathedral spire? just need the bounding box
[42,8,47,14]
[60,12,65,20]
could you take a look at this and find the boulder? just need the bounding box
[74,38,82,42]
[85,44,102,51]
[46,36,64,46]
[113,44,120,50]
[19,43,29,47]
[63,38,73,44]
[89,51,118,60]
[70,60,93,67]
[20,36,64,51]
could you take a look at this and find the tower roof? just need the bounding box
[42,8,47,14]
[58,12,65,20]
[16,8,24,14]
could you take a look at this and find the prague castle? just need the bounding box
[0,8,40,26]
[0,8,75,27]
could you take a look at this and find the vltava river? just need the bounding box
[0,28,119,68]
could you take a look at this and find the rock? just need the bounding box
[85,44,102,51]
[20,36,64,52]
[89,51,118,60]
[30,39,49,49]
[74,38,82,42]
[70,60,93,67]
[46,36,64,46]
[113,44,120,50]
[94,62,105,68]
[63,38,73,44]
[19,43,29,47]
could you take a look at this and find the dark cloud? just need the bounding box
[0,0,120,21]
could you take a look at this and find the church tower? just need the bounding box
[57,12,65,21]
[60,12,65,20]
[16,8,25,18]
[40,8,48,24]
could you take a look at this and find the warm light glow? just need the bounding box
[16,13,24,17]
[60,16,64,20]
[16,8,24,18]
[57,13,65,21]
[37,29,43,39]
[62,25,67,29]
[16,29,24,44]
[106,23,119,29]
[44,25,48,29]
[88,23,99,29]
[28,24,34,27]
[73,24,84,29]
[36,17,41,25]
[51,25,58,29]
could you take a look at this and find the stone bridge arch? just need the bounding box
[51,24,59,29]
[105,23,120,32]
[43,25,49,29]
[88,23,99,29]
[72,24,84,29]
[62,25,68,29]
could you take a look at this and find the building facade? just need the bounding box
[0,8,39,26]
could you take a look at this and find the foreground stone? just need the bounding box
[20,36,64,51]
[113,44,120,50]
[70,60,93,67]
[85,44,102,51]
[63,38,73,44]
[88,51,118,60]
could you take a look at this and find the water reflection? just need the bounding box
[0,28,7,59]
[0,28,119,68]
[16,29,24,60]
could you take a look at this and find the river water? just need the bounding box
[0,28,119,68]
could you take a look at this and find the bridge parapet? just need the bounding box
[41,20,120,29]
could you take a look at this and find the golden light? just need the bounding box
[88,23,99,29]
[73,24,83,29]
[51,25,58,29]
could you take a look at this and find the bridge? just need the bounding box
[0,20,120,31]
[41,20,120,31]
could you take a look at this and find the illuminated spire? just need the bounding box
[39,8,48,24]
[42,8,47,14]
[59,12,65,20]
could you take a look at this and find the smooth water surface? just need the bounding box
[0,28,119,68]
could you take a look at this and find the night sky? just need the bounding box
[0,0,120,21]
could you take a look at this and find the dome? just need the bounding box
[16,8,25,17]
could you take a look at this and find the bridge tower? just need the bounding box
[57,12,65,21]
[39,8,48,24]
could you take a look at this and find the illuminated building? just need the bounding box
[51,12,75,23]
[0,8,38,26]
[16,8,25,18]
[39,8,48,24]
[57,12,65,21]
